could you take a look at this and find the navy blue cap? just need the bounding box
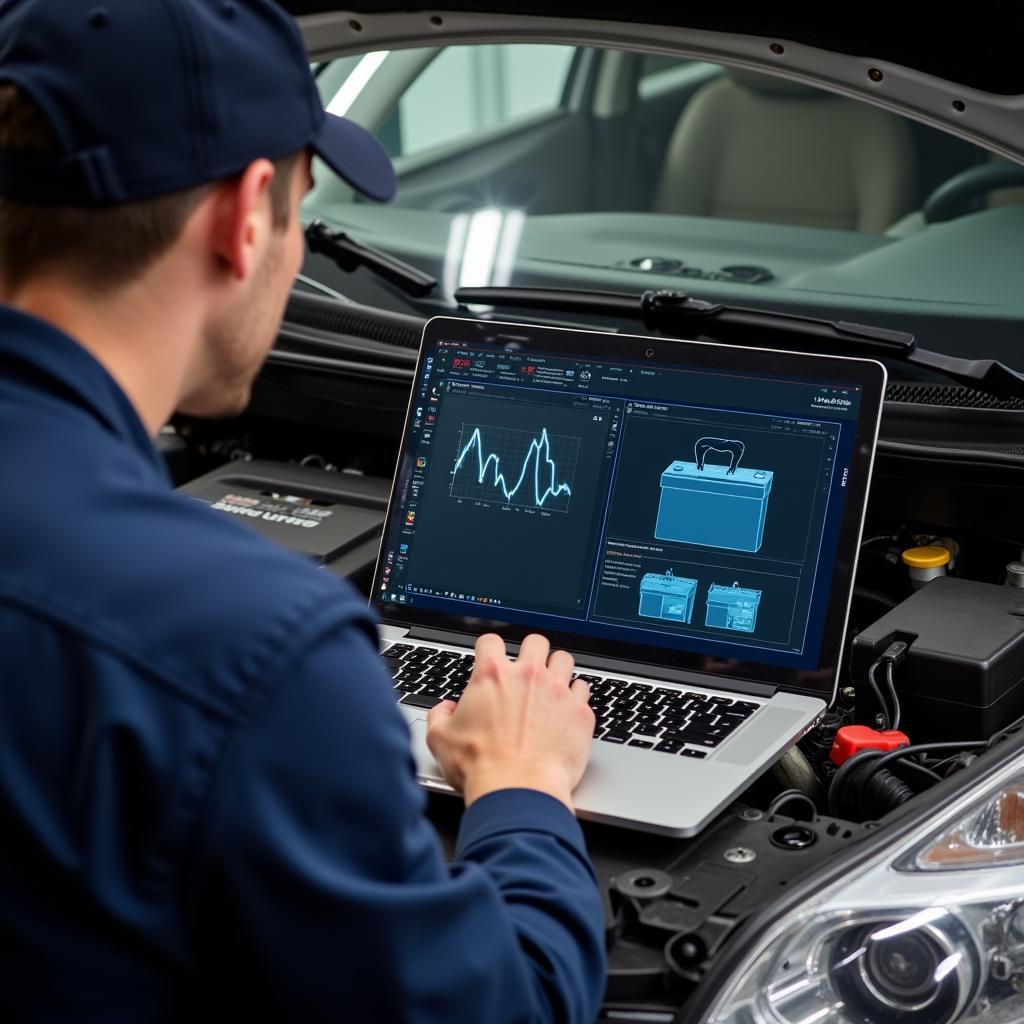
[0,0,396,204]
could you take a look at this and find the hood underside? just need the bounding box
[283,2,1024,96]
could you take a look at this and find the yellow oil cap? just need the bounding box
[902,545,951,569]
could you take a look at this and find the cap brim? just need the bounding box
[312,114,396,203]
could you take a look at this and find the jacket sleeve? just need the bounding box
[186,610,606,1024]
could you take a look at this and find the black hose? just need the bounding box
[884,660,901,731]
[855,742,986,801]
[829,741,987,818]
[887,758,942,786]
[865,661,890,729]
[827,749,884,817]
[766,789,818,820]
[858,766,915,816]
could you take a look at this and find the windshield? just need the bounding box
[301,43,1024,362]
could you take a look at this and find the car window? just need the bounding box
[303,43,1023,320]
[321,44,577,161]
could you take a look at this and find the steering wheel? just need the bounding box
[923,161,1024,224]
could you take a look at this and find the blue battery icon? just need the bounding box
[655,437,773,553]
[638,569,698,624]
[705,582,763,633]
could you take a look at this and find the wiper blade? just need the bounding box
[455,286,1024,400]
[306,220,437,298]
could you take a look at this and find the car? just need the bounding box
[168,5,1024,1022]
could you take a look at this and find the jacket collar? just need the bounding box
[0,304,168,477]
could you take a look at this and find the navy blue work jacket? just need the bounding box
[0,306,605,1022]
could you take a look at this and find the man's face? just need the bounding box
[180,154,313,419]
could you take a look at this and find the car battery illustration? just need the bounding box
[638,569,698,624]
[705,582,763,633]
[655,437,773,552]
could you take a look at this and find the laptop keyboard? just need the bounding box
[382,643,761,760]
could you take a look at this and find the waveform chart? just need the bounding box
[449,423,581,512]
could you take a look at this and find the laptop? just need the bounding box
[372,316,886,836]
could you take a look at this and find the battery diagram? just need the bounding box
[645,437,770,634]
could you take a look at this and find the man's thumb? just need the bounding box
[427,698,457,730]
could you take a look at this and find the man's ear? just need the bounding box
[208,158,276,282]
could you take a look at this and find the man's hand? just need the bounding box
[425,634,595,812]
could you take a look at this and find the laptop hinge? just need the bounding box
[404,625,777,700]
[406,625,502,649]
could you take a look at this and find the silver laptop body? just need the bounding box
[371,318,886,837]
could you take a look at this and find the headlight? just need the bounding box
[705,753,1024,1024]
[907,783,1024,871]
[752,908,979,1024]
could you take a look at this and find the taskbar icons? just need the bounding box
[404,586,502,607]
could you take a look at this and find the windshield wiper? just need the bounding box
[455,286,1024,400]
[306,220,437,298]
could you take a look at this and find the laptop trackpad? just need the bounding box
[715,706,805,766]
[410,718,445,781]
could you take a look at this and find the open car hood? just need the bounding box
[284,1,1024,94]
[284,2,1024,162]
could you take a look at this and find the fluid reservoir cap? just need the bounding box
[902,545,951,569]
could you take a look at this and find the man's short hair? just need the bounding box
[0,84,302,293]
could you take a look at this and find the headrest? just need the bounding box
[727,67,830,100]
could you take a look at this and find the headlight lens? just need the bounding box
[706,761,1024,1024]
[831,915,975,1022]
[742,908,981,1024]
[909,784,1024,871]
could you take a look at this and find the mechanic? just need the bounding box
[0,1,605,1021]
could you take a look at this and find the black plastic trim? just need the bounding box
[266,348,415,380]
[283,292,423,349]
[678,728,1024,1023]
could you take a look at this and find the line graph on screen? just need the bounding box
[449,424,580,512]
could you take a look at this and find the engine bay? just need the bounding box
[167,334,1024,1021]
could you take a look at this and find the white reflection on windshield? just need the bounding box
[443,208,526,302]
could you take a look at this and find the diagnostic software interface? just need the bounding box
[377,338,864,671]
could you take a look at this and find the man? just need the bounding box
[0,1,604,1021]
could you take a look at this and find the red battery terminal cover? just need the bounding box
[830,725,911,766]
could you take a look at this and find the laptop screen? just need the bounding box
[373,318,885,695]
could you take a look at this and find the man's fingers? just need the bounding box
[547,649,575,681]
[518,633,550,667]
[568,678,592,704]
[474,632,506,669]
